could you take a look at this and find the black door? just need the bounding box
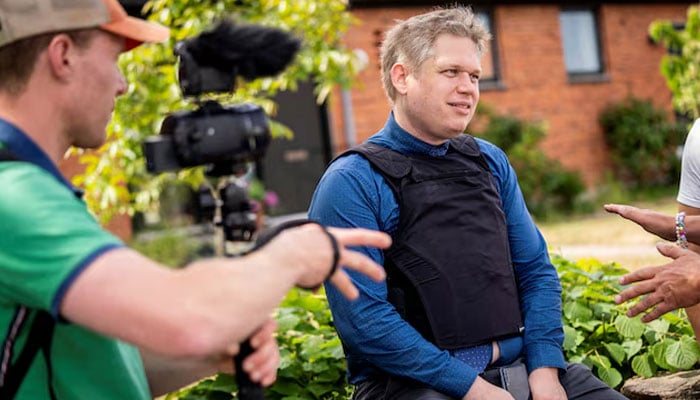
[259,81,332,216]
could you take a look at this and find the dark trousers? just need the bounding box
[352,362,629,400]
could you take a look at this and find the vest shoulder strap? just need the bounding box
[0,309,56,399]
[342,142,411,179]
[0,147,19,162]
[449,134,491,172]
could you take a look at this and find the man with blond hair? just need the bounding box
[310,6,627,400]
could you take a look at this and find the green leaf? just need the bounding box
[614,315,646,339]
[621,339,643,359]
[596,365,623,388]
[666,339,699,369]
[651,339,674,370]
[563,325,580,351]
[603,342,627,365]
[589,353,612,369]
[563,301,593,321]
[631,353,657,378]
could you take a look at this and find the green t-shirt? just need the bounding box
[0,161,151,399]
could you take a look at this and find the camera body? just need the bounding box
[144,101,270,176]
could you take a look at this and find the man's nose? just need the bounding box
[116,70,128,97]
[456,76,477,94]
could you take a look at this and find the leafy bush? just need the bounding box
[649,5,700,120]
[556,255,700,388]
[164,288,352,400]
[599,97,687,189]
[472,107,587,219]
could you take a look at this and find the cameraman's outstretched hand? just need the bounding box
[266,224,390,299]
[325,227,390,299]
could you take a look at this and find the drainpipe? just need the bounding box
[341,89,357,149]
[340,49,369,151]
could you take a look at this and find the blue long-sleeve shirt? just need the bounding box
[308,114,566,398]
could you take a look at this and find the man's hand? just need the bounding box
[614,243,700,322]
[237,319,280,386]
[604,204,676,241]
[269,224,390,300]
[462,376,514,400]
[529,367,566,400]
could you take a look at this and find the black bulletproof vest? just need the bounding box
[346,135,524,349]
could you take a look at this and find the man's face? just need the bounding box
[66,30,127,149]
[394,34,481,145]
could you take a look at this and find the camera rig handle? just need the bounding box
[234,340,265,400]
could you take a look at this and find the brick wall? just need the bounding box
[329,3,693,186]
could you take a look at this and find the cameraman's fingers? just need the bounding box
[338,248,386,282]
[329,268,360,300]
[327,227,392,249]
[243,322,280,386]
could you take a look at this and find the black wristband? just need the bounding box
[320,226,340,282]
[246,219,340,289]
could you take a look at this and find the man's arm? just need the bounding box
[679,203,700,341]
[309,157,480,399]
[142,319,279,396]
[60,224,390,358]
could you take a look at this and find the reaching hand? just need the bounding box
[614,243,700,322]
[265,224,390,300]
[604,204,676,241]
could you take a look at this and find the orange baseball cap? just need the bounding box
[0,0,169,51]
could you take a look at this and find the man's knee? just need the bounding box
[353,375,456,400]
[560,363,629,400]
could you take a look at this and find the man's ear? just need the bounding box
[390,63,410,95]
[45,34,76,80]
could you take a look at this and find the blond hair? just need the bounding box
[380,6,491,102]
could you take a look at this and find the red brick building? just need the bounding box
[327,1,695,186]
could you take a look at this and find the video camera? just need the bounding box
[144,19,300,177]
[143,19,301,242]
[142,19,302,400]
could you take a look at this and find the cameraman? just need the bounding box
[0,1,390,399]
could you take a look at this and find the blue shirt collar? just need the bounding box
[0,117,77,191]
[368,112,450,157]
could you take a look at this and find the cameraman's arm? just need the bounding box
[142,319,279,397]
[59,224,389,358]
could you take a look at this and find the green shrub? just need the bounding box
[472,107,587,220]
[556,255,700,388]
[130,233,204,268]
[164,288,352,400]
[599,97,687,189]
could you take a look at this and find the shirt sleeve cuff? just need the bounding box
[433,358,479,398]
[524,342,567,373]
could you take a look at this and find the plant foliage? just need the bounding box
[164,288,351,400]
[649,5,700,120]
[556,255,699,388]
[472,106,586,219]
[599,97,686,189]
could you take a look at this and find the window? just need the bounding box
[476,10,501,88]
[559,8,605,79]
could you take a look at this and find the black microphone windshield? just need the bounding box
[183,19,302,81]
